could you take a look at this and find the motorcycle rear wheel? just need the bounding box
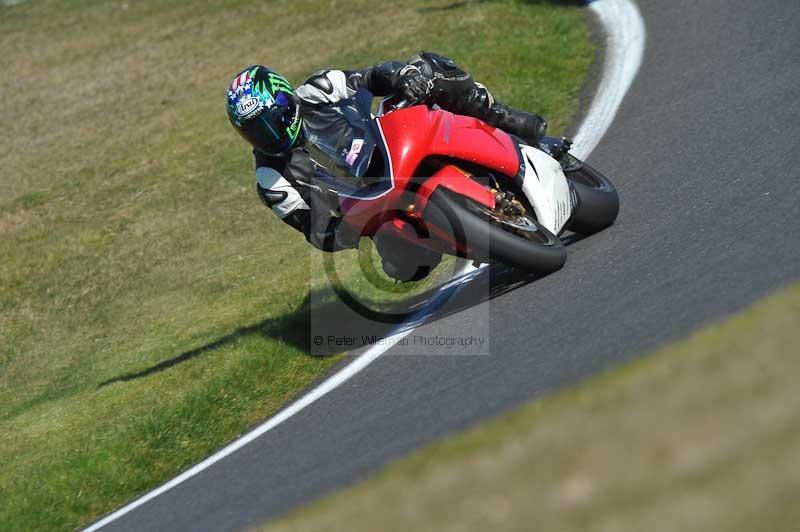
[424,188,567,275]
[561,153,620,235]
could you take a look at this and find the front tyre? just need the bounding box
[561,153,620,235]
[424,189,567,275]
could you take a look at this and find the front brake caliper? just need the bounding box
[493,190,525,217]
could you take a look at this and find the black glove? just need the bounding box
[394,64,432,105]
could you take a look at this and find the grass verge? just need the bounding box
[258,283,800,532]
[0,0,593,530]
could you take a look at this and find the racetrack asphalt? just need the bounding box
[94,1,800,530]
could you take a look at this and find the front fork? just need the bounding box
[538,136,573,162]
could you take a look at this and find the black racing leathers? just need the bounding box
[253,52,547,251]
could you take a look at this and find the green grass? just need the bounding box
[258,283,800,532]
[0,1,593,530]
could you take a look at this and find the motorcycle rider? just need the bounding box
[226,52,548,281]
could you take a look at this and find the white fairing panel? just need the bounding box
[518,145,573,235]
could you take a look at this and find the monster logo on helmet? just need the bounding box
[267,72,294,95]
[226,65,303,156]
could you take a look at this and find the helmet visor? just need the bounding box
[239,92,299,156]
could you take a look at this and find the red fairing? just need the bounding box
[339,105,517,243]
[414,164,495,212]
[377,106,521,179]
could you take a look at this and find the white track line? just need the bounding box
[572,0,645,160]
[83,2,645,529]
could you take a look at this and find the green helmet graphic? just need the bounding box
[226,66,302,156]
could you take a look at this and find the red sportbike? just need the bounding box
[302,89,619,278]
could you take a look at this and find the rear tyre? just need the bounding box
[424,189,566,275]
[561,153,619,235]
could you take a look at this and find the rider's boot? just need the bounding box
[478,100,548,146]
[460,81,548,145]
[408,52,548,146]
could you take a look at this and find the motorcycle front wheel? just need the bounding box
[561,153,620,235]
[423,188,567,275]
